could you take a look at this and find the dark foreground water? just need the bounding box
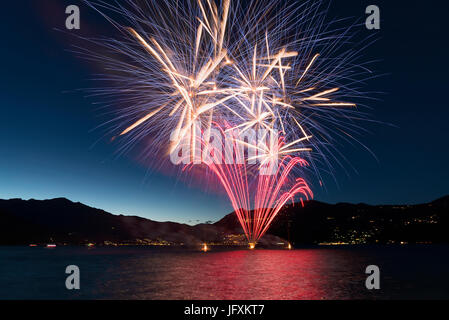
[0,246,448,300]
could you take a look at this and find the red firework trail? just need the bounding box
[185,124,313,244]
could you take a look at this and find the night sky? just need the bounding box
[1,0,448,224]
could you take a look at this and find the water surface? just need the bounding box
[1,246,448,299]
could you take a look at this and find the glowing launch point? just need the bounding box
[202,243,208,252]
[249,243,256,250]
[287,243,292,250]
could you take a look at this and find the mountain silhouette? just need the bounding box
[215,196,449,244]
[0,196,448,245]
[0,198,280,246]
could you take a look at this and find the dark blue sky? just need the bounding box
[1,1,448,224]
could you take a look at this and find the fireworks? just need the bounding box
[190,124,313,242]
[82,0,376,244]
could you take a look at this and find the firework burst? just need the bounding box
[80,0,377,244]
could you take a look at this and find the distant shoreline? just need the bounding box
[1,196,448,246]
[0,243,444,249]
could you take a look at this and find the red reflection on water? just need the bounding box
[193,250,327,299]
[98,248,368,300]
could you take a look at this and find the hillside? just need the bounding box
[215,196,449,244]
[1,196,448,246]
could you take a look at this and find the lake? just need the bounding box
[0,245,448,299]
